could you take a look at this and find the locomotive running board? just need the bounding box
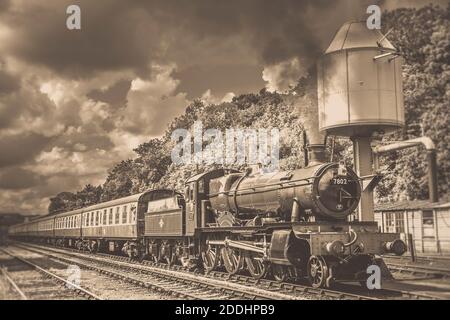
[207,238,267,255]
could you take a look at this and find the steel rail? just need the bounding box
[386,262,450,278]
[0,267,28,300]
[0,248,102,300]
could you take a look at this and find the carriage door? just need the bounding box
[185,182,197,236]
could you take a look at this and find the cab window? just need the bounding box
[198,179,205,194]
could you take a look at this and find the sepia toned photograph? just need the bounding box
[0,0,449,310]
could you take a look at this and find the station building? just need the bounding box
[374,200,450,254]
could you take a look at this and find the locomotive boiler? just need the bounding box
[208,160,361,223]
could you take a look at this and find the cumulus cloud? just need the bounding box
[201,89,236,105]
[0,133,53,167]
[118,64,189,136]
[262,57,306,92]
[0,167,44,189]
[87,79,131,109]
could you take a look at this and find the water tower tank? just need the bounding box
[317,21,405,137]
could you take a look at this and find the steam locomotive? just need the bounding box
[9,145,406,288]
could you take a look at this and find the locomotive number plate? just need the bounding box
[331,177,348,185]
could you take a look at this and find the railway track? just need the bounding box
[0,248,101,300]
[13,243,446,300]
[386,262,450,279]
[12,242,383,300]
[11,243,308,300]
[384,254,450,264]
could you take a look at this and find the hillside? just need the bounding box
[48,4,449,214]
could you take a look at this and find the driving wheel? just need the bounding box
[245,253,267,279]
[221,246,243,275]
[271,264,288,282]
[201,239,219,273]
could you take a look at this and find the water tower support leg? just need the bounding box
[352,136,375,221]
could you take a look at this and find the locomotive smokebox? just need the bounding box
[317,21,405,137]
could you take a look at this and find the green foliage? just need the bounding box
[376,4,450,201]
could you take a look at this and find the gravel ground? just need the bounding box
[2,247,174,300]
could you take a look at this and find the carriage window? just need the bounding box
[109,208,113,224]
[96,211,100,226]
[115,207,120,224]
[90,212,95,226]
[103,210,107,225]
[131,206,137,223]
[422,210,435,238]
[122,206,128,224]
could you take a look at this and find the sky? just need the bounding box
[0,0,446,215]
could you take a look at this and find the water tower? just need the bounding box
[317,21,405,221]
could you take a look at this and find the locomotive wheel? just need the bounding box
[170,244,181,266]
[245,253,267,279]
[158,243,171,265]
[201,238,220,273]
[271,264,288,282]
[89,241,98,253]
[307,255,329,288]
[221,247,243,275]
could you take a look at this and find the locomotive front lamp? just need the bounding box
[383,239,407,256]
[325,240,345,256]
